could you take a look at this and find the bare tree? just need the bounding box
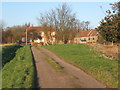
[0,20,5,31]
[85,21,90,30]
[0,20,6,43]
[77,21,90,30]
[37,3,80,44]
[37,3,91,44]
[2,25,27,43]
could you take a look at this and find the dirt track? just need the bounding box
[31,46,106,88]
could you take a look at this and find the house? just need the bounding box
[22,26,56,45]
[74,29,98,44]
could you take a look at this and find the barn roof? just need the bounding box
[27,26,56,32]
[76,30,98,37]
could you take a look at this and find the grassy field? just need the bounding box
[43,44,118,88]
[2,45,35,88]
[2,44,21,67]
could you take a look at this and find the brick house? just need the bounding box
[74,30,98,44]
[22,26,56,45]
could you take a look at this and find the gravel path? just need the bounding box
[31,46,106,88]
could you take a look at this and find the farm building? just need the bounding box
[74,30,98,44]
[22,26,98,45]
[22,26,56,45]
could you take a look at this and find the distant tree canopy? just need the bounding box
[2,4,92,44]
[2,23,42,44]
[37,3,91,44]
[97,2,120,44]
[2,25,27,43]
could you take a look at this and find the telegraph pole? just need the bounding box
[26,28,27,45]
[25,23,30,45]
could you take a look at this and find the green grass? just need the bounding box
[0,46,2,89]
[45,57,64,70]
[43,44,118,88]
[0,46,2,70]
[2,45,35,88]
[2,44,21,67]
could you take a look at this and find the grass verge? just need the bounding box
[43,44,118,88]
[2,45,35,88]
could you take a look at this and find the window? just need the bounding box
[30,32,33,35]
[81,40,86,42]
[93,38,94,40]
[42,38,44,42]
[41,32,44,36]
[37,32,40,35]
[51,32,55,36]
[88,38,90,40]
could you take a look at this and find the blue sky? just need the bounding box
[1,2,114,28]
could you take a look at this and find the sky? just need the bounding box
[0,1,116,29]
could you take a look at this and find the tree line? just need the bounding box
[1,3,91,44]
[1,2,119,44]
[1,25,27,43]
[37,3,91,44]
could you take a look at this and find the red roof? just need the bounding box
[77,30,98,37]
[27,26,56,32]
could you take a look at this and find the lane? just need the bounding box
[40,47,106,88]
[31,46,77,88]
